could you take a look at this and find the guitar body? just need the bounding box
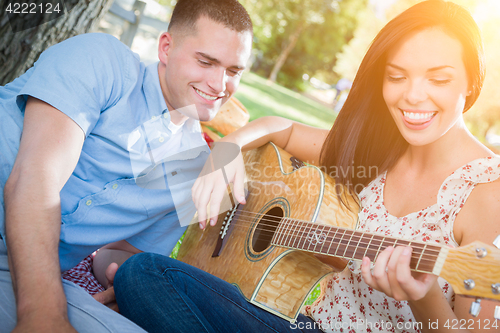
[177,143,359,321]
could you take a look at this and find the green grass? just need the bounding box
[234,72,336,128]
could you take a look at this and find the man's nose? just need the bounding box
[208,68,227,94]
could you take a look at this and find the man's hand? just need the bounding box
[192,141,246,229]
[93,262,119,312]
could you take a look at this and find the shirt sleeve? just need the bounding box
[18,33,139,136]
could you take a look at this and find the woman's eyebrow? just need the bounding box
[386,63,454,72]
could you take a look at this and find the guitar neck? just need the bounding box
[271,219,443,274]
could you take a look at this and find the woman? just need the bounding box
[114,1,500,332]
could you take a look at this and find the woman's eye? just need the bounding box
[430,79,451,85]
[387,76,405,82]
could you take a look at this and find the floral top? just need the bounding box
[303,156,500,333]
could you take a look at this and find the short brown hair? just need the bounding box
[168,0,253,36]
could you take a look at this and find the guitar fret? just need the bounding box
[311,224,324,253]
[342,230,355,258]
[416,243,427,271]
[288,220,301,249]
[350,232,365,261]
[292,221,306,250]
[273,220,441,275]
[281,219,292,247]
[283,218,295,247]
[325,227,339,256]
[306,224,319,253]
[363,234,374,259]
[318,224,329,253]
[373,236,386,262]
[334,229,348,257]
[275,218,288,246]
[365,236,382,261]
[296,221,310,250]
[318,225,331,254]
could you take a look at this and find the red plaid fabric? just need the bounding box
[62,253,105,295]
[202,131,214,147]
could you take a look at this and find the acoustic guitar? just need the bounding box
[177,142,500,322]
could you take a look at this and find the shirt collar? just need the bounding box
[143,62,168,115]
[143,62,202,135]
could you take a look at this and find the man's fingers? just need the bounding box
[233,162,246,205]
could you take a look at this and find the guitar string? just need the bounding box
[214,210,441,254]
[199,213,500,269]
[205,212,441,266]
[201,209,500,265]
[203,214,500,269]
[205,211,498,264]
[211,210,442,256]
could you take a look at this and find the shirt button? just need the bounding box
[159,137,165,143]
[86,200,92,206]
[151,116,156,120]
[163,114,168,118]
[112,184,118,189]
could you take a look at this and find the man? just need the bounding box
[0,0,253,331]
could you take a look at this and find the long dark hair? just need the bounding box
[320,0,485,207]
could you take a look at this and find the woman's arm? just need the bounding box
[193,116,329,228]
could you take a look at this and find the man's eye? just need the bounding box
[228,70,241,77]
[198,60,211,66]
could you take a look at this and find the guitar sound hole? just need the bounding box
[252,206,283,253]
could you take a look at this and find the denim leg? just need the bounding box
[114,252,325,333]
[0,241,146,333]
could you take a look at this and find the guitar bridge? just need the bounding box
[211,198,246,257]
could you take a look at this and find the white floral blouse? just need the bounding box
[303,156,500,333]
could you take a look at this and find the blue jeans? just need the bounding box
[114,253,325,333]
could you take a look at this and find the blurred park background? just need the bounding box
[94,0,500,149]
[2,0,499,305]
[1,0,500,145]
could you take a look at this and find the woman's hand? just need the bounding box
[361,246,438,301]
[192,141,246,229]
[92,262,119,312]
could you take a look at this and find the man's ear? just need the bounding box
[158,32,174,65]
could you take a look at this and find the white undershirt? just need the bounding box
[166,120,184,155]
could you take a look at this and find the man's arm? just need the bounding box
[4,97,84,332]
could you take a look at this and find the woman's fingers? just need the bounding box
[387,246,412,300]
[370,246,394,295]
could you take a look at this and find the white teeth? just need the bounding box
[194,88,218,101]
[403,111,436,120]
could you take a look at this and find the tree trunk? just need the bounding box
[268,23,304,83]
[0,0,113,85]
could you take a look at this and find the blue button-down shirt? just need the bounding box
[0,33,209,271]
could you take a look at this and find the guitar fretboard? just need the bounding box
[271,219,442,273]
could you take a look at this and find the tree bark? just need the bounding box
[268,23,305,83]
[0,0,113,85]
